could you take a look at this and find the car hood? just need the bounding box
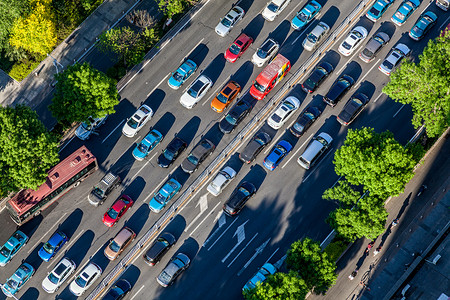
[262,8,277,20]
[102,213,116,226]
[168,76,182,88]
[42,275,58,292]
[38,247,53,261]
[157,153,171,167]
[122,124,136,137]
[132,146,147,159]
[292,14,307,28]
[180,93,197,108]
[215,22,229,36]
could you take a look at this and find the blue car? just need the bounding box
[132,129,164,161]
[409,11,437,40]
[391,0,421,26]
[1,262,35,297]
[38,231,68,262]
[263,140,293,171]
[242,263,277,291]
[291,0,322,30]
[168,59,198,89]
[149,178,182,213]
[366,0,395,22]
[0,230,28,266]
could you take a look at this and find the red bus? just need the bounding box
[6,146,98,225]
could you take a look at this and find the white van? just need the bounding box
[298,132,333,169]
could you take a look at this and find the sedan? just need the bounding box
[366,0,395,22]
[157,253,190,287]
[143,232,176,266]
[379,43,411,75]
[103,279,132,300]
[180,75,213,109]
[291,0,322,30]
[42,257,76,293]
[149,178,182,213]
[409,11,438,40]
[102,195,134,227]
[323,74,355,107]
[69,263,102,296]
[239,132,272,164]
[301,61,334,93]
[391,0,421,26]
[211,80,241,113]
[207,166,237,196]
[224,33,253,63]
[243,263,277,291]
[122,105,153,137]
[263,140,293,171]
[219,99,252,134]
[38,231,68,262]
[168,59,197,89]
[223,182,256,216]
[359,32,390,63]
[132,129,163,161]
[302,22,330,51]
[181,139,215,173]
[290,106,322,137]
[2,262,34,297]
[262,0,291,21]
[157,137,187,168]
[75,115,108,140]
[215,6,245,37]
[267,96,301,130]
[0,230,28,266]
[337,93,370,126]
[252,38,279,67]
[338,26,368,56]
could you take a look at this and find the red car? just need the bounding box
[224,33,253,63]
[102,195,134,227]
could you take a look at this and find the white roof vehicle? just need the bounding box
[251,38,280,67]
[267,96,301,129]
[75,115,108,140]
[302,22,330,51]
[207,166,237,196]
[378,43,410,75]
[122,104,153,137]
[42,258,76,293]
[180,75,213,109]
[215,6,245,37]
[69,263,102,296]
[262,0,291,21]
[338,26,368,56]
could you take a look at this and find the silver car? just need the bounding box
[302,22,330,51]
[207,166,237,196]
[75,115,108,140]
[215,6,245,37]
[157,253,190,287]
[69,262,102,296]
[359,32,390,63]
[180,75,213,109]
[378,43,410,75]
[42,258,76,293]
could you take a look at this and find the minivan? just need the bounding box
[104,227,136,261]
[88,172,121,206]
[297,132,333,169]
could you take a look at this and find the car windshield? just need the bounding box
[154,192,166,204]
[6,279,18,290]
[383,60,394,70]
[75,275,87,288]
[0,246,11,257]
[221,17,232,28]
[43,242,55,254]
[304,112,315,120]
[307,33,318,43]
[297,12,308,22]
[275,146,286,154]
[81,122,92,130]
[253,81,266,93]
[255,138,266,145]
[107,208,119,220]
[92,187,105,198]
[352,98,363,107]
[369,7,380,16]
[48,272,59,284]
[316,136,328,146]
[168,181,179,190]
[172,71,184,82]
[338,78,351,87]
[188,81,204,98]
[225,114,237,125]
[216,93,229,104]
[257,48,268,59]
[267,3,279,12]
[229,43,241,55]
[271,114,282,123]
[395,10,405,21]
[163,149,175,160]
[362,47,374,58]
[293,122,305,132]
[353,31,363,39]
[159,271,172,283]
[138,143,149,153]
[187,154,199,165]
[238,187,250,196]
[342,41,352,50]
[126,118,138,129]
[109,240,121,253]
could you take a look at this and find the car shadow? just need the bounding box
[268,20,292,46]
[121,176,145,202]
[23,242,44,270]
[377,20,397,38]
[145,89,166,114]
[152,112,176,137]
[242,15,265,41]
[18,287,39,300]
[320,6,340,31]
[230,60,254,90]
[321,50,341,70]
[58,208,83,239]
[340,61,363,82]
[241,165,267,191]
[223,152,244,175]
[201,54,226,83]
[124,203,150,236]
[162,214,187,241]
[175,116,202,147]
[170,166,191,187]
[90,239,113,272]
[202,122,225,147]
[111,143,140,188]
[187,43,209,67]
[114,264,141,287]
[65,230,95,266]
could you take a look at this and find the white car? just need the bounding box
[215,6,245,37]
[69,263,102,296]
[378,43,410,75]
[207,166,237,196]
[251,38,280,67]
[262,0,291,21]
[122,104,153,137]
[42,258,76,293]
[267,96,301,129]
[302,22,330,51]
[180,75,213,109]
[75,115,108,140]
[338,26,368,56]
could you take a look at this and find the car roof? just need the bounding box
[113,227,134,245]
[48,231,65,245]
[81,263,101,278]
[132,105,152,120]
[192,139,214,157]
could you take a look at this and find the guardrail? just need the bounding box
[85,0,374,298]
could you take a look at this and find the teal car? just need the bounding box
[291,0,322,30]
[168,59,198,89]
[149,178,182,213]
[2,262,35,297]
[0,230,28,266]
[132,129,164,161]
[243,263,277,291]
[391,0,421,26]
[409,11,437,40]
[366,0,395,22]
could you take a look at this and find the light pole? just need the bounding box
[47,53,64,74]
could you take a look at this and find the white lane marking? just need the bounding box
[440,15,450,30]
[290,19,319,45]
[207,216,240,250]
[183,38,205,63]
[48,229,85,269]
[133,135,141,144]
[373,92,384,103]
[330,176,343,188]
[227,232,259,268]
[148,152,158,162]
[184,194,209,232]
[59,136,75,153]
[265,247,280,264]
[354,59,381,89]
[131,159,152,182]
[143,179,166,203]
[222,220,248,262]
[337,49,361,75]
[237,238,271,275]
[147,74,170,97]
[393,104,405,118]
[130,285,145,300]
[282,133,313,168]
[190,202,221,235]
[420,0,433,15]
[28,212,67,253]
[102,119,125,144]
[302,147,334,182]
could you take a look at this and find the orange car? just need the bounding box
[211,81,241,113]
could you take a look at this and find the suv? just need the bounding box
[104,227,136,261]
[88,172,121,206]
[297,132,333,169]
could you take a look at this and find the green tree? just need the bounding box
[0,0,30,52]
[49,62,119,123]
[243,271,309,300]
[333,127,417,197]
[383,31,450,138]
[0,105,59,194]
[158,0,185,19]
[322,180,362,208]
[286,238,337,295]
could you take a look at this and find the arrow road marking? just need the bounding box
[273,254,287,270]
[222,220,249,262]
[190,201,221,235]
[237,238,271,276]
[184,194,208,232]
[205,216,239,249]
[227,233,259,268]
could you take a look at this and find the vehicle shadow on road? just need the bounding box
[18,286,39,300]
[111,144,142,189]
[230,60,254,90]
[152,111,176,137]
[58,208,83,239]
[125,203,150,236]
[175,116,201,149]
[268,20,291,46]
[145,89,166,115]
[65,230,95,267]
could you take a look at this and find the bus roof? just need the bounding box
[9,146,96,215]
[256,54,290,86]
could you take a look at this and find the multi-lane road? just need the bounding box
[1,0,449,299]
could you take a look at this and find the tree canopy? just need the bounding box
[0,0,30,52]
[383,30,450,138]
[159,0,185,19]
[0,105,59,194]
[50,62,119,123]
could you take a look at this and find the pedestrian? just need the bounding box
[392,218,399,227]
[374,246,382,256]
[360,281,371,291]
[365,241,374,254]
[348,270,358,280]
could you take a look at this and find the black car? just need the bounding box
[223,182,256,216]
[157,137,187,168]
[301,62,334,93]
[337,93,369,126]
[181,139,215,173]
[219,99,252,134]
[239,132,272,163]
[143,232,176,266]
[102,279,132,300]
[289,106,322,137]
[323,74,355,107]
